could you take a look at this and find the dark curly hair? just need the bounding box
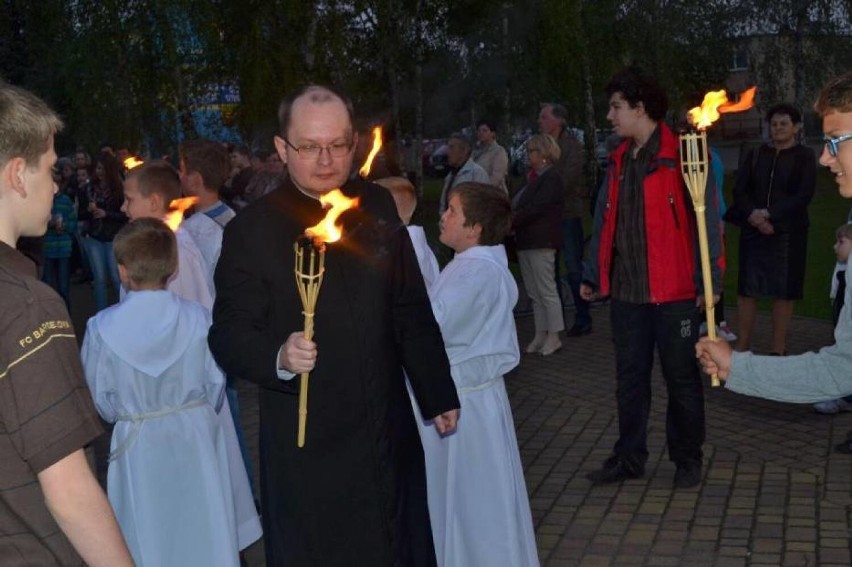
[605,67,668,121]
[766,103,802,124]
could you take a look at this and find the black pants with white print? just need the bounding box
[610,299,706,473]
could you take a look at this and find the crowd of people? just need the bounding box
[1,67,850,566]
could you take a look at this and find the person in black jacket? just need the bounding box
[512,133,565,356]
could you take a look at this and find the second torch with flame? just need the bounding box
[680,87,755,387]
[294,190,359,447]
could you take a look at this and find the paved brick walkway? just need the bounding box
[72,284,850,566]
[509,305,850,566]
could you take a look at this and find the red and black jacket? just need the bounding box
[584,123,722,303]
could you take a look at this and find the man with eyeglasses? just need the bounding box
[697,71,852,419]
[209,84,460,567]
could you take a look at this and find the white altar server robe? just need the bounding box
[168,227,262,550]
[82,291,239,566]
[181,212,224,299]
[419,244,539,567]
[406,225,440,289]
[119,226,262,550]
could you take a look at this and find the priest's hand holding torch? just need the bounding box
[277,334,459,435]
[278,333,318,374]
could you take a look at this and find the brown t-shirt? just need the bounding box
[0,242,103,566]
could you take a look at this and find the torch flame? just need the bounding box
[688,86,757,130]
[304,189,359,243]
[165,196,199,231]
[358,127,383,177]
[123,156,145,170]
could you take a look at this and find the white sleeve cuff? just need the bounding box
[276,346,296,381]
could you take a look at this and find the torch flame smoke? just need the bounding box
[165,197,199,231]
[305,189,359,243]
[688,86,757,130]
[358,127,383,177]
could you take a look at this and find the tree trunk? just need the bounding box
[413,0,424,197]
[502,3,511,141]
[576,1,598,197]
[385,2,406,176]
[792,4,807,110]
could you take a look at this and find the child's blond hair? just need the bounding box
[113,218,177,288]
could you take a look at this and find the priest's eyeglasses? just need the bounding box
[824,133,852,157]
[283,138,353,160]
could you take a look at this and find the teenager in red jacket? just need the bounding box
[581,68,722,489]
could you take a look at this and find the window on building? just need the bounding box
[731,48,749,71]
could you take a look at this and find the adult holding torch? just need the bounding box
[580,68,722,489]
[208,85,460,567]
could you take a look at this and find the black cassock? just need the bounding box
[209,176,459,566]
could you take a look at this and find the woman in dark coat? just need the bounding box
[512,133,565,356]
[728,103,816,354]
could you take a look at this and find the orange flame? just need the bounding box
[358,127,383,177]
[688,86,757,130]
[304,189,359,243]
[165,196,199,231]
[123,156,144,170]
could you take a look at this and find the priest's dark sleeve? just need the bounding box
[390,223,460,419]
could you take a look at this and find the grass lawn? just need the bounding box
[411,169,848,321]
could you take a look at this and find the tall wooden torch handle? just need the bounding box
[297,313,315,447]
[694,206,720,387]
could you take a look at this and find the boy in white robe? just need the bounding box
[119,161,262,550]
[177,139,237,299]
[389,179,539,567]
[82,218,240,566]
[178,140,258,500]
[120,161,213,307]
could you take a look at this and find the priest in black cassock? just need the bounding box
[208,85,460,566]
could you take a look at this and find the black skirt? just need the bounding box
[737,227,807,299]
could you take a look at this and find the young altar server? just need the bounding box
[120,160,212,305]
[178,139,257,500]
[81,218,240,566]
[119,161,262,550]
[420,182,539,567]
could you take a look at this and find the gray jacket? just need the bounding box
[439,158,490,214]
[473,142,509,194]
[726,268,852,402]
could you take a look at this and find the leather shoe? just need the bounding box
[565,325,592,337]
[673,462,702,489]
[585,457,643,485]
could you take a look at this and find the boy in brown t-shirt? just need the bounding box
[0,84,133,566]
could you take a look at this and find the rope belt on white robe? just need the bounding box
[109,398,208,462]
[456,375,504,394]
